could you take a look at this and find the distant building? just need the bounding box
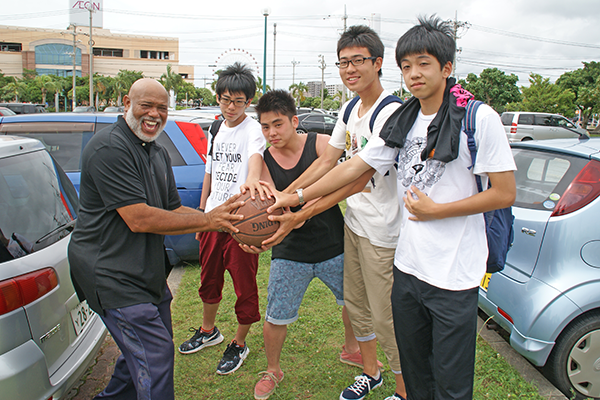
[0,25,193,82]
[307,81,323,98]
[326,84,346,98]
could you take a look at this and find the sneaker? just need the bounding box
[178,326,224,354]
[339,373,383,400]
[216,340,249,375]
[254,370,284,399]
[384,394,407,400]
[339,345,384,370]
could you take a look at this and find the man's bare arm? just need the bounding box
[284,144,343,194]
[117,194,244,235]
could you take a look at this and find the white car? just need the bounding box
[501,111,589,142]
[0,136,106,399]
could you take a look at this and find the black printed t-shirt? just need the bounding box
[69,116,181,313]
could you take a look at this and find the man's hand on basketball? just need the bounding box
[259,181,297,213]
[205,193,244,232]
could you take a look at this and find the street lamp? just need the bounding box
[262,8,270,94]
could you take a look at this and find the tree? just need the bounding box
[3,81,27,102]
[196,87,216,106]
[461,68,521,113]
[289,82,308,106]
[160,64,183,105]
[518,73,575,116]
[557,61,600,128]
[114,70,143,105]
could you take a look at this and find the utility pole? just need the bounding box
[62,25,79,111]
[341,5,348,104]
[87,5,95,108]
[272,23,277,90]
[291,59,299,85]
[318,54,326,109]
[448,11,470,78]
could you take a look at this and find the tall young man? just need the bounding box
[262,26,406,400]
[178,62,266,375]
[265,16,516,400]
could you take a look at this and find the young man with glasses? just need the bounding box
[178,62,266,376]
[265,25,406,400]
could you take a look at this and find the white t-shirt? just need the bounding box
[359,103,516,290]
[329,90,402,249]
[205,116,265,212]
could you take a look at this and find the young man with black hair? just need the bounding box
[264,16,516,400]
[260,25,406,400]
[251,89,368,399]
[178,62,266,375]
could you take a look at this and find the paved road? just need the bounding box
[65,265,566,399]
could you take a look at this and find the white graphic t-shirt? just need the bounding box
[205,116,265,212]
[329,91,402,249]
[359,104,516,290]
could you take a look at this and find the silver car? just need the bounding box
[501,111,589,142]
[479,137,600,400]
[0,136,106,399]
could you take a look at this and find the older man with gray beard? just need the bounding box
[69,78,243,400]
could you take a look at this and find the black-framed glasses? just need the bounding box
[218,96,249,107]
[335,56,378,69]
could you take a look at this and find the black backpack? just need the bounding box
[208,118,224,157]
[463,100,515,274]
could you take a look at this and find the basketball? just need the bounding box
[230,192,283,247]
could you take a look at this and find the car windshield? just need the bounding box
[0,150,77,260]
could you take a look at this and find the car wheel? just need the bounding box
[296,129,307,134]
[545,313,600,399]
[521,137,533,141]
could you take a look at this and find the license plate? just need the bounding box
[480,273,492,291]
[70,300,92,336]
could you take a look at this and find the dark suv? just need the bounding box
[0,103,47,114]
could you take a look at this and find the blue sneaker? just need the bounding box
[339,373,383,400]
[384,394,407,400]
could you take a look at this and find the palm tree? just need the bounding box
[160,64,183,106]
[35,75,55,104]
[4,81,27,102]
[289,82,308,106]
[255,76,270,100]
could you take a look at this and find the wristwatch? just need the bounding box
[296,188,305,205]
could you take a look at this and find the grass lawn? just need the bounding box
[172,253,546,400]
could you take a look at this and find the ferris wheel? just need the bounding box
[213,49,260,78]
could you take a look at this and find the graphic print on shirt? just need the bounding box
[398,137,446,193]
[210,140,242,202]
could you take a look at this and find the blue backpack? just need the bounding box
[463,100,514,274]
[343,94,403,132]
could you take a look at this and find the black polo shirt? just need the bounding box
[69,116,181,313]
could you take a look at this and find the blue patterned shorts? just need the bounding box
[265,253,344,325]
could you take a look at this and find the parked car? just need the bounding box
[0,103,46,114]
[0,112,212,264]
[0,107,16,116]
[296,113,337,135]
[73,106,96,113]
[501,111,589,142]
[479,137,600,400]
[103,106,124,112]
[0,135,106,400]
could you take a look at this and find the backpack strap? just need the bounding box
[369,95,403,133]
[209,118,223,157]
[462,100,484,192]
[342,96,361,125]
[343,95,403,133]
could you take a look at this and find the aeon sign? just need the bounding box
[69,0,103,28]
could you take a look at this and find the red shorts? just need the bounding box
[198,231,260,325]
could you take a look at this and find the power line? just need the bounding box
[470,24,600,49]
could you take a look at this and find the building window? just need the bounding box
[179,73,188,79]
[0,42,22,52]
[35,44,81,66]
[93,47,123,57]
[36,68,82,78]
[141,50,169,60]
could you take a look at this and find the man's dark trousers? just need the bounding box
[95,287,174,400]
[391,267,478,400]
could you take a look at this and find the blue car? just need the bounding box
[0,112,213,265]
[479,137,600,400]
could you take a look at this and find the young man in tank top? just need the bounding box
[250,90,368,400]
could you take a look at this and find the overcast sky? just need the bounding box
[2,0,600,94]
